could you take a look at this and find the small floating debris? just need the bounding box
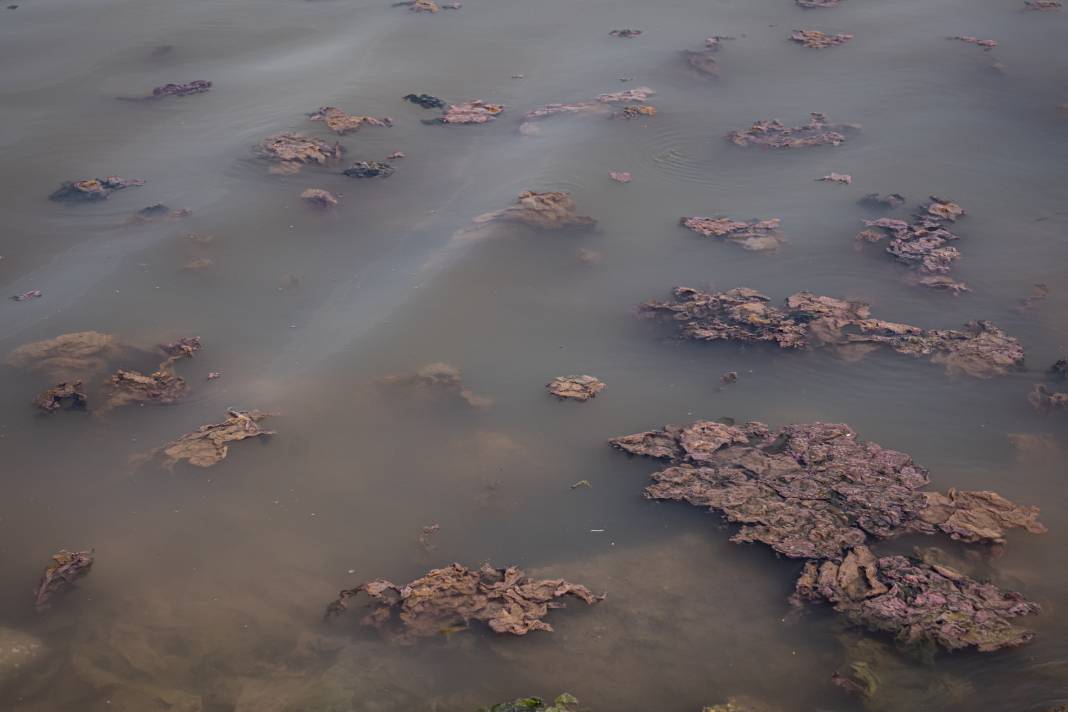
[379,362,492,408]
[49,176,144,202]
[34,381,87,412]
[858,196,968,291]
[609,171,632,183]
[618,105,656,119]
[546,375,606,401]
[127,204,192,223]
[640,287,1025,377]
[404,93,446,109]
[342,161,395,178]
[609,29,643,38]
[475,191,596,231]
[817,172,852,184]
[387,151,406,159]
[325,563,603,640]
[796,0,841,7]
[207,371,222,381]
[1025,0,1061,9]
[433,99,504,124]
[392,0,458,11]
[140,409,275,469]
[790,29,853,48]
[1030,383,1068,414]
[679,217,783,251]
[417,524,440,552]
[161,336,203,357]
[950,35,997,50]
[256,132,343,174]
[570,480,592,490]
[11,289,42,302]
[720,371,738,385]
[727,112,858,149]
[307,106,392,135]
[300,188,339,207]
[118,80,212,100]
[35,549,94,611]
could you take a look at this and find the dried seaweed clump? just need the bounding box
[640,287,1024,378]
[791,30,853,48]
[436,100,504,124]
[793,546,1039,651]
[325,563,603,641]
[143,409,275,469]
[475,191,596,231]
[301,188,339,207]
[610,419,1045,650]
[858,196,968,293]
[520,87,656,133]
[727,112,858,149]
[546,375,605,401]
[102,337,202,411]
[679,217,783,251]
[256,132,343,174]
[34,382,87,412]
[8,331,124,381]
[683,36,731,77]
[307,106,393,135]
[379,362,492,408]
[611,420,1045,559]
[34,549,94,610]
[49,176,144,201]
[950,35,997,50]
[480,694,580,712]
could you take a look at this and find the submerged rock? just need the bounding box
[342,160,395,178]
[611,420,1044,560]
[1017,283,1050,312]
[404,93,446,108]
[790,29,853,48]
[683,36,732,77]
[547,375,606,401]
[33,381,87,412]
[679,217,783,251]
[256,132,343,173]
[860,193,906,209]
[727,112,858,149]
[639,287,1025,377]
[49,176,144,201]
[793,546,1039,652]
[325,562,603,641]
[379,362,492,408]
[475,191,596,231]
[35,549,94,610]
[481,694,581,712]
[141,409,275,469]
[300,188,339,207]
[307,106,392,135]
[436,99,504,124]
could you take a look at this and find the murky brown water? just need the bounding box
[3,0,1068,709]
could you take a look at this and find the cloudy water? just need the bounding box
[2,0,1068,709]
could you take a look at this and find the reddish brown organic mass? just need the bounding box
[325,563,603,641]
[679,217,783,251]
[790,30,853,48]
[727,113,858,148]
[34,549,94,611]
[475,191,596,231]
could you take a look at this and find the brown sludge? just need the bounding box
[379,362,492,408]
[7,331,125,381]
[727,112,858,148]
[256,132,344,174]
[34,381,87,412]
[324,562,603,641]
[34,549,94,610]
[300,188,339,207]
[790,30,853,48]
[682,37,731,77]
[475,191,596,231]
[679,217,783,251]
[141,409,275,469]
[1017,283,1049,311]
[48,176,144,201]
[793,546,1040,652]
[610,419,1045,650]
[520,87,655,132]
[639,287,1025,377]
[307,107,393,135]
[859,196,968,292]
[438,100,504,124]
[860,193,906,209]
[1029,384,1068,413]
[546,375,606,401]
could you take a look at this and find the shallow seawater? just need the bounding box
[2,0,1068,709]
